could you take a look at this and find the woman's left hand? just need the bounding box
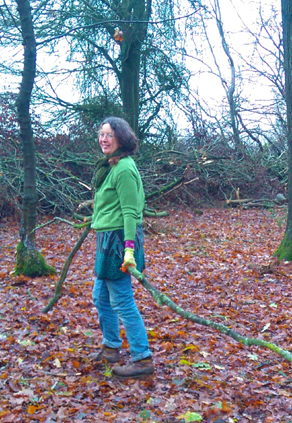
[121,248,136,273]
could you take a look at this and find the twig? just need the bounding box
[26,290,37,301]
[31,217,90,235]
[31,217,76,233]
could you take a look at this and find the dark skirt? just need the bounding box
[94,224,145,280]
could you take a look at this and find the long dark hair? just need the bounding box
[100,117,138,164]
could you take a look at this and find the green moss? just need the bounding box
[14,242,56,278]
[274,232,292,261]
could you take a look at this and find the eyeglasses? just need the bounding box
[99,132,114,139]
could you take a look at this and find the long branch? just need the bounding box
[37,10,202,46]
[127,267,292,363]
[42,225,91,313]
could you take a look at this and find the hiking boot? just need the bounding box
[91,346,121,364]
[113,357,154,379]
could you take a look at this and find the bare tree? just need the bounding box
[14,0,55,277]
[236,4,285,152]
[198,0,243,152]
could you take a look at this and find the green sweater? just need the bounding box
[91,156,145,241]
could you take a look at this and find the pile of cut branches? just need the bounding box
[1,136,287,218]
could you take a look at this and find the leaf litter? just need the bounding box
[0,207,292,422]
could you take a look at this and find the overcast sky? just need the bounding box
[192,1,280,101]
[0,0,281,130]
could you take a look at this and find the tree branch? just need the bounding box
[127,267,292,363]
[36,10,202,46]
[42,225,91,313]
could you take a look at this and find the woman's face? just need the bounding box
[99,123,120,155]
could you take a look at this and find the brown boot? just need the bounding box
[91,346,121,364]
[113,357,154,379]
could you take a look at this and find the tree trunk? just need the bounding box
[16,0,37,250]
[213,0,242,153]
[14,0,55,277]
[121,43,141,135]
[118,0,152,134]
[275,0,292,260]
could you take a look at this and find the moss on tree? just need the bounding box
[274,232,292,261]
[14,242,56,278]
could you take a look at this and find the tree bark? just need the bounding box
[275,0,292,260]
[16,0,37,251]
[121,44,141,135]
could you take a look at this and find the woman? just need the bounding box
[91,116,154,379]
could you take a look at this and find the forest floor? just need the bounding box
[1,206,292,423]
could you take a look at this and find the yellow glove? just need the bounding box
[121,248,136,273]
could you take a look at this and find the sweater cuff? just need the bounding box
[125,240,135,249]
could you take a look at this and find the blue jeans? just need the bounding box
[92,274,151,362]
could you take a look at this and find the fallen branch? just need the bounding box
[127,266,292,363]
[145,176,184,200]
[31,217,76,233]
[75,208,168,220]
[73,213,92,222]
[77,199,94,212]
[241,201,275,209]
[226,198,281,209]
[226,199,253,205]
[31,217,90,234]
[143,209,168,217]
[42,225,91,313]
